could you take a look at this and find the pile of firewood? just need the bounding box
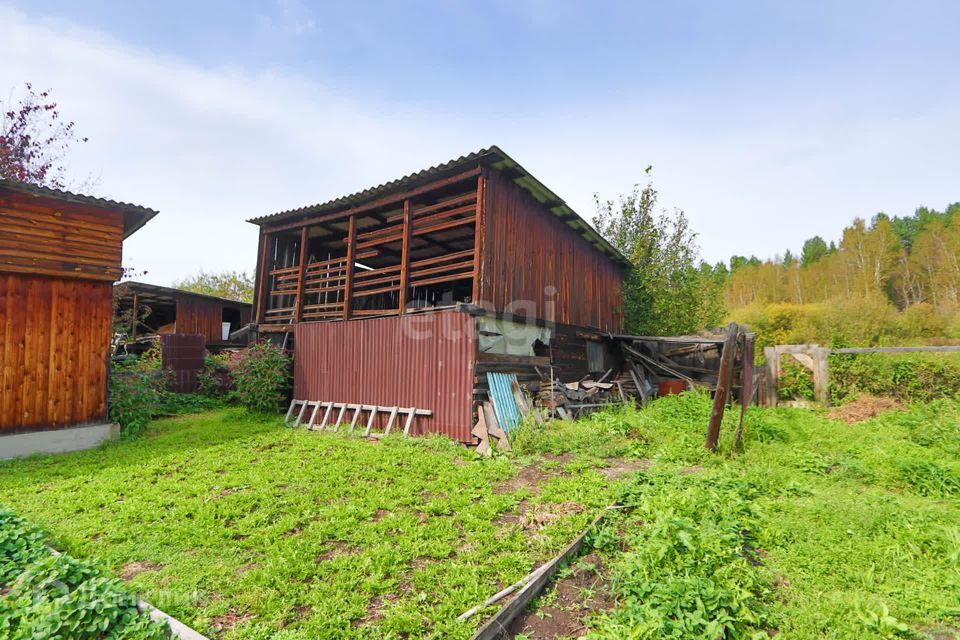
[537,371,621,419]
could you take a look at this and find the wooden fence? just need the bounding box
[760,344,960,407]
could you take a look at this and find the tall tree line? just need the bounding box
[722,203,960,312]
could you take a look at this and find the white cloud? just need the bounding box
[0,5,482,284]
[2,3,958,286]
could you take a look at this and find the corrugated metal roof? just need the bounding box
[0,177,158,239]
[247,146,630,265]
[115,281,252,308]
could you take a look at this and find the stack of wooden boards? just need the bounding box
[472,373,542,456]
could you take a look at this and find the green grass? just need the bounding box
[2,395,958,639]
[0,409,622,639]
[513,393,960,639]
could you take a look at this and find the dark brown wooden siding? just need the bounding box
[477,169,624,331]
[175,295,223,343]
[0,273,113,431]
[0,191,125,282]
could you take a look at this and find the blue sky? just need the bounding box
[3,1,959,284]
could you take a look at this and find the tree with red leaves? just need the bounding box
[0,83,87,189]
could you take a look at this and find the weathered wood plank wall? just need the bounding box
[478,169,625,331]
[0,273,113,431]
[175,295,224,344]
[0,192,124,282]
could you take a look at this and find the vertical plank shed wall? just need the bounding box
[478,169,624,331]
[0,273,113,431]
[294,311,476,441]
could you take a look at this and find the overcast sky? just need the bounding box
[3,1,958,285]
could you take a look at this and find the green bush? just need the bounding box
[108,365,161,437]
[0,507,168,640]
[777,356,815,401]
[231,340,291,412]
[829,352,960,404]
[197,353,231,397]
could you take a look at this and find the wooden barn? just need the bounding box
[0,178,156,457]
[249,147,628,442]
[113,281,252,348]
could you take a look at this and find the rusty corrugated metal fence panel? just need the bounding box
[161,334,206,393]
[294,311,476,442]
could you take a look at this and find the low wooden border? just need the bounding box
[468,508,611,640]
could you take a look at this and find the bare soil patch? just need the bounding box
[119,561,163,581]
[600,458,653,480]
[507,552,614,639]
[828,395,904,424]
[495,465,555,495]
[315,541,358,563]
[679,465,707,475]
[209,608,256,632]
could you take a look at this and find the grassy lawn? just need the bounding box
[0,409,622,639]
[2,394,958,639]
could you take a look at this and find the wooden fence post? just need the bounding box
[816,347,831,406]
[706,322,739,451]
[763,346,778,407]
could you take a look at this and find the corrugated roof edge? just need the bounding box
[115,281,253,307]
[247,145,630,265]
[0,177,158,239]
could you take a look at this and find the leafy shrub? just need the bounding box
[0,507,168,639]
[197,353,231,397]
[829,352,960,404]
[231,340,291,412]
[108,365,161,437]
[777,356,815,401]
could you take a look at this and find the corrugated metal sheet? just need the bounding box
[246,146,628,266]
[160,334,205,393]
[479,169,625,331]
[486,372,522,432]
[294,311,476,441]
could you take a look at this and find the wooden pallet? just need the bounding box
[284,400,432,437]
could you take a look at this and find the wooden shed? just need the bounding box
[248,147,628,441]
[0,178,156,454]
[113,281,252,348]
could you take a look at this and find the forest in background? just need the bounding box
[714,202,960,347]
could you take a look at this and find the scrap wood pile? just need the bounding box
[537,371,624,420]
[472,324,755,454]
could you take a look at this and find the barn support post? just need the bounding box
[471,171,485,304]
[343,215,356,319]
[293,226,309,322]
[255,232,271,324]
[398,199,412,313]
